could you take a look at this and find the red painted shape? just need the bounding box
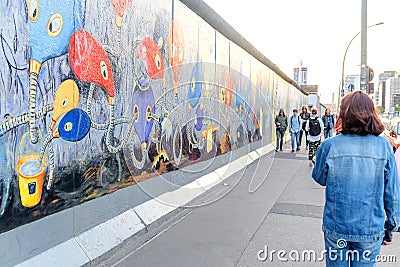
[111,0,133,17]
[168,21,184,83]
[69,30,115,97]
[137,37,164,79]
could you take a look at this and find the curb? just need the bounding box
[16,143,275,267]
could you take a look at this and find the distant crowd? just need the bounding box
[274,105,334,167]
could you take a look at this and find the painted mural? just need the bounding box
[0,0,306,233]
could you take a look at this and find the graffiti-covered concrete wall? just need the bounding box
[0,0,306,247]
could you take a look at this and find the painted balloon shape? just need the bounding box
[58,108,90,142]
[188,63,202,108]
[69,30,115,99]
[111,0,133,27]
[195,105,204,132]
[27,0,83,65]
[168,20,184,84]
[51,79,80,129]
[137,37,164,80]
[131,86,155,145]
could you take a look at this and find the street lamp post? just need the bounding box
[360,0,368,92]
[337,22,384,108]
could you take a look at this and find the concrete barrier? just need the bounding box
[16,143,275,266]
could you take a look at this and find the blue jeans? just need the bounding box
[324,128,333,139]
[324,234,383,267]
[291,131,300,150]
[276,129,285,150]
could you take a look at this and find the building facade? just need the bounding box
[377,71,397,108]
[293,64,307,86]
[385,77,400,114]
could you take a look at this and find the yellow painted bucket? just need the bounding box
[17,132,46,208]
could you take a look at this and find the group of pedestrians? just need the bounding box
[274,105,335,167]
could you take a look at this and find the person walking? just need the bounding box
[274,108,287,152]
[289,109,301,152]
[305,108,324,167]
[312,91,400,266]
[299,106,310,149]
[322,108,335,139]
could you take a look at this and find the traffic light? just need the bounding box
[367,82,374,94]
[367,66,374,82]
[365,66,374,94]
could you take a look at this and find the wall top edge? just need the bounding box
[178,0,308,95]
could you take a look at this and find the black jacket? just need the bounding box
[300,112,310,130]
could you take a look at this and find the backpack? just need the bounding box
[309,117,321,136]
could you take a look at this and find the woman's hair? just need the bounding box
[325,108,331,115]
[311,108,318,114]
[337,91,384,136]
[301,106,307,111]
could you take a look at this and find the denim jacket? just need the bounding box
[312,134,400,242]
[290,115,301,133]
[322,115,335,130]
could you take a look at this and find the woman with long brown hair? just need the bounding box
[322,108,335,139]
[312,91,400,266]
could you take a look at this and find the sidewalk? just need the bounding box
[102,142,399,266]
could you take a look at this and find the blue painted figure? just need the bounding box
[58,108,90,142]
[188,63,202,109]
[131,87,155,147]
[27,0,83,63]
[195,105,204,132]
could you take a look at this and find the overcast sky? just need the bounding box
[203,0,400,103]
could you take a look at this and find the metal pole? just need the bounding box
[339,32,362,108]
[360,0,368,92]
[338,22,383,108]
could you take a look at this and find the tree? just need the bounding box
[393,105,400,117]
